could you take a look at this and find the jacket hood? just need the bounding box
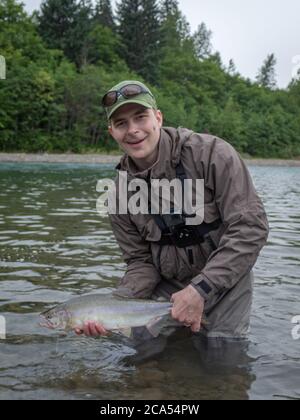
[116,127,194,180]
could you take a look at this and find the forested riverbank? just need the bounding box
[1,0,300,158]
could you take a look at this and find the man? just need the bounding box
[76,80,269,342]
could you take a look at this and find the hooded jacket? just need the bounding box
[109,127,269,307]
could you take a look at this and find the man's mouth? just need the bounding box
[125,137,147,147]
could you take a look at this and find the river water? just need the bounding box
[0,163,299,400]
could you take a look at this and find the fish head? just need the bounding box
[39,306,70,330]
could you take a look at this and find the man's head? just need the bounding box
[102,81,163,167]
[102,80,157,120]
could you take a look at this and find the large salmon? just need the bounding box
[39,293,173,336]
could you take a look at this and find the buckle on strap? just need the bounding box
[157,219,222,248]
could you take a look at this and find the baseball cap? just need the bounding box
[102,80,157,119]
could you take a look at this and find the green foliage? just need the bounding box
[86,24,123,67]
[256,53,277,90]
[0,0,299,157]
[94,0,115,29]
[117,0,161,83]
[193,22,212,60]
[37,0,93,70]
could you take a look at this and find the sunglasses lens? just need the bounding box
[103,91,118,107]
[121,84,144,98]
[102,84,150,108]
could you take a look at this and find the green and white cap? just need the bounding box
[103,80,157,119]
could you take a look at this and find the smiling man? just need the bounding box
[108,102,163,171]
[76,80,269,349]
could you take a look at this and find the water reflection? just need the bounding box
[0,163,300,400]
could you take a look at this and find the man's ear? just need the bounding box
[108,125,113,136]
[156,109,163,128]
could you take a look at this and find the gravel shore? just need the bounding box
[0,153,300,167]
[0,153,121,164]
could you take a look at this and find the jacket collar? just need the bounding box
[115,127,192,180]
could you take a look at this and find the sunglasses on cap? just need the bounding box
[102,83,154,108]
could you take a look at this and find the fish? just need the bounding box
[39,293,173,337]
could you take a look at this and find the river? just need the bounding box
[0,163,299,400]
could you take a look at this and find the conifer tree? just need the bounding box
[38,0,79,51]
[38,0,93,69]
[117,0,161,83]
[256,53,277,89]
[94,0,115,29]
[159,0,191,51]
[160,0,178,19]
[193,22,212,60]
[228,59,237,76]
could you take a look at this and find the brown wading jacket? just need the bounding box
[109,127,269,308]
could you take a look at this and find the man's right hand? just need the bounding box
[74,321,109,337]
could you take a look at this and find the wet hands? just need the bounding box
[171,285,205,333]
[74,321,109,337]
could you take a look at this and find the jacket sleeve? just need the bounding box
[191,137,269,303]
[109,213,162,298]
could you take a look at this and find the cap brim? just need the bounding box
[107,99,154,120]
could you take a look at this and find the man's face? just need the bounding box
[108,104,163,162]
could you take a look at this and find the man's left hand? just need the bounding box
[171,285,205,333]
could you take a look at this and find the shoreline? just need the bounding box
[0,153,300,167]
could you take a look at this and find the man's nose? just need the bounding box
[127,121,139,135]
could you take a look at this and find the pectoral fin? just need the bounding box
[114,328,132,338]
[147,315,184,337]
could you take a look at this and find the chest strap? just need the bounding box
[150,162,221,248]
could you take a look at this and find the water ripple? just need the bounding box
[0,163,299,400]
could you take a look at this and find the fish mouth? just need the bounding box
[39,316,54,329]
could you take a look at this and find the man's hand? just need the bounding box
[171,285,205,333]
[74,321,109,337]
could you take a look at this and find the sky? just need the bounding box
[22,0,300,88]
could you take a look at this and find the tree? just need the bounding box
[117,0,161,83]
[38,0,79,51]
[159,0,191,50]
[289,77,300,107]
[228,59,238,76]
[256,53,277,89]
[159,0,178,18]
[158,0,194,80]
[0,0,49,62]
[208,51,223,69]
[211,97,247,151]
[86,24,123,67]
[0,0,68,151]
[1,0,300,157]
[141,0,162,82]
[0,0,26,23]
[94,0,115,29]
[193,22,212,60]
[38,0,93,69]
